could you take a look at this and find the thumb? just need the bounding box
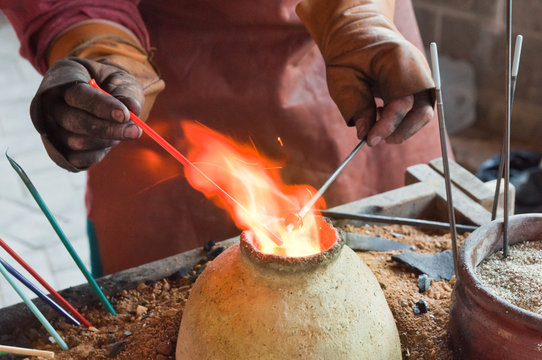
[103,72,144,117]
[115,95,142,118]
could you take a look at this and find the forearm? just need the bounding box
[1,0,149,74]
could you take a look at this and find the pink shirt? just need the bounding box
[0,0,149,74]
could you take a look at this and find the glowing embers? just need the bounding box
[182,121,329,257]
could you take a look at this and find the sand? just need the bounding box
[476,240,542,315]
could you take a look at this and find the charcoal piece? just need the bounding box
[344,232,413,252]
[203,240,216,252]
[392,250,455,281]
[189,266,206,283]
[413,299,428,314]
[167,265,192,281]
[195,266,205,276]
[108,340,127,357]
[206,246,225,261]
[418,274,432,293]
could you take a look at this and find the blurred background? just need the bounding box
[1,1,542,307]
[413,0,542,168]
[413,0,542,214]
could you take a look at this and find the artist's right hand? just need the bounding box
[296,0,435,147]
[30,57,145,170]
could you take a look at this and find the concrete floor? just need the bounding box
[0,15,89,308]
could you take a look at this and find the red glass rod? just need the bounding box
[88,79,283,246]
[0,237,92,328]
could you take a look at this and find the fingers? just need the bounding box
[51,123,119,169]
[31,58,147,170]
[52,124,118,150]
[352,99,377,141]
[104,72,144,116]
[46,81,143,169]
[385,90,434,144]
[366,95,414,146]
[359,90,434,146]
[64,83,131,123]
[66,148,113,169]
[42,121,117,169]
[51,102,141,140]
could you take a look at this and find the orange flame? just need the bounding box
[182,121,330,257]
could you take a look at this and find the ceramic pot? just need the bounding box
[450,214,542,359]
[176,221,401,359]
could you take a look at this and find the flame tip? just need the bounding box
[183,121,327,257]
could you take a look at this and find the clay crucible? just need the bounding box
[176,220,401,359]
[450,214,542,359]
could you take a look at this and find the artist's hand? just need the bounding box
[30,57,145,170]
[352,90,434,146]
[297,0,435,146]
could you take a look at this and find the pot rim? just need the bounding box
[458,213,542,328]
[240,218,344,273]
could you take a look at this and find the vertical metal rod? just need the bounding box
[491,144,504,220]
[491,35,523,221]
[430,43,459,278]
[503,0,513,258]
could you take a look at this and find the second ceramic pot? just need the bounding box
[450,214,542,359]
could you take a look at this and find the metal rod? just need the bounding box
[430,42,459,278]
[491,34,523,221]
[503,0,513,258]
[491,143,505,220]
[319,210,477,233]
[297,140,366,221]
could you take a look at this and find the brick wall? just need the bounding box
[413,0,542,142]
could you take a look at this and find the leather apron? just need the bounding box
[86,0,443,274]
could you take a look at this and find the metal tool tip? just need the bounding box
[283,212,303,231]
